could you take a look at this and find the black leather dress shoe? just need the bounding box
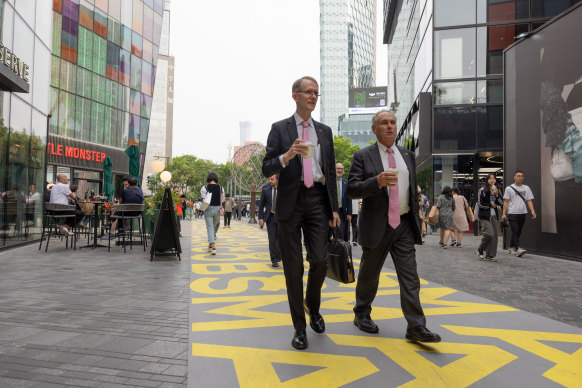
[271,260,279,267]
[291,330,308,350]
[405,325,441,343]
[353,315,379,333]
[304,304,325,333]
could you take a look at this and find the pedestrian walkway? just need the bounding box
[190,222,582,387]
[0,229,190,387]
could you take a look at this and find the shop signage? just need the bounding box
[47,135,129,173]
[47,142,107,162]
[0,41,30,93]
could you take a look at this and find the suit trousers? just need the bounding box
[351,214,358,243]
[354,214,426,329]
[278,185,329,330]
[337,208,350,241]
[266,216,281,262]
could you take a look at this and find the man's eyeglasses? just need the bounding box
[297,90,321,97]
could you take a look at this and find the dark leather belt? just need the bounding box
[301,182,325,190]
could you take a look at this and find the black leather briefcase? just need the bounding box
[326,229,355,284]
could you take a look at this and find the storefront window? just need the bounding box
[531,0,582,18]
[476,105,503,150]
[488,0,529,22]
[476,79,503,103]
[487,24,529,75]
[434,106,476,151]
[434,81,476,105]
[434,0,476,27]
[435,28,476,80]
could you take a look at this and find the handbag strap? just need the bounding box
[510,185,527,205]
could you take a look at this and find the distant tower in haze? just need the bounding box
[239,121,252,146]
[320,0,376,132]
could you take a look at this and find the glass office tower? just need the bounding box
[384,0,582,204]
[48,0,165,196]
[0,0,53,249]
[320,0,376,132]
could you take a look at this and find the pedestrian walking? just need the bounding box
[200,172,224,255]
[450,188,469,247]
[187,198,194,220]
[436,186,455,248]
[350,198,360,246]
[476,173,504,262]
[347,109,440,343]
[262,76,340,350]
[336,163,352,241]
[258,175,282,267]
[222,194,235,228]
[501,170,536,257]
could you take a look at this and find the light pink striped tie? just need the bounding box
[387,148,400,229]
[302,121,313,188]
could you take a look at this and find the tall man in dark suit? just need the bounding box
[259,175,282,267]
[262,76,340,350]
[335,163,352,241]
[347,110,441,343]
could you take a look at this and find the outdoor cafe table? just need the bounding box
[79,201,108,249]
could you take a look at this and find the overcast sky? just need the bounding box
[170,0,387,163]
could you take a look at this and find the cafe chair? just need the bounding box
[107,204,146,253]
[39,203,77,251]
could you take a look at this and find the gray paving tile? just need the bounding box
[133,341,186,359]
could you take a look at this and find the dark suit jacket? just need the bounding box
[259,183,276,223]
[262,115,338,221]
[347,142,422,249]
[337,177,352,214]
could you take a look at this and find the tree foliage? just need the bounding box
[333,135,360,177]
[162,155,232,199]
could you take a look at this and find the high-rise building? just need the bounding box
[143,0,173,195]
[383,0,582,204]
[239,121,251,146]
[0,1,53,249]
[320,0,376,132]
[47,0,167,197]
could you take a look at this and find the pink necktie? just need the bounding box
[387,148,400,229]
[302,121,313,188]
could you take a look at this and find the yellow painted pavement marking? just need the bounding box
[330,334,517,387]
[444,326,582,387]
[191,343,379,387]
[190,220,582,387]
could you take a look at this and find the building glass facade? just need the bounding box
[143,0,173,196]
[49,0,165,195]
[0,0,53,249]
[320,0,376,132]
[384,0,581,205]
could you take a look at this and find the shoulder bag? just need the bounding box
[326,228,355,284]
[200,185,211,211]
[426,205,439,225]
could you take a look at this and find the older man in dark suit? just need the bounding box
[259,175,282,267]
[262,76,340,350]
[347,110,441,343]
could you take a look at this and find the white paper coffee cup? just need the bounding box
[385,167,398,185]
[303,141,314,159]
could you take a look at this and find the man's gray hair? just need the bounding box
[371,109,397,128]
[292,76,319,93]
[56,173,67,182]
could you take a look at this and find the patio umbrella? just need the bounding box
[125,145,141,187]
[103,156,115,201]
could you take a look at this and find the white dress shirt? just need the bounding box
[377,142,410,215]
[279,113,325,184]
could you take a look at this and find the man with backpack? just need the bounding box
[501,170,536,257]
